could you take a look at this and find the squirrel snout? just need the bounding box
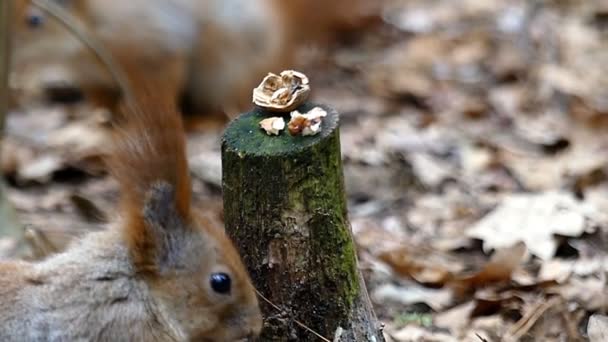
[241,305,263,339]
[222,304,262,341]
[249,308,263,337]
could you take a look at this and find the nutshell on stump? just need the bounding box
[221,103,384,341]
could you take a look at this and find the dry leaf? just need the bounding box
[371,283,453,311]
[389,325,456,342]
[452,243,527,291]
[434,301,476,336]
[467,191,603,260]
[17,154,63,183]
[588,314,608,342]
[189,152,222,188]
[538,260,573,283]
[378,246,461,286]
[46,112,109,156]
[409,152,453,189]
[556,275,607,311]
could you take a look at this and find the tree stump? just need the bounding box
[222,103,384,341]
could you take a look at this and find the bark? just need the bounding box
[222,103,384,341]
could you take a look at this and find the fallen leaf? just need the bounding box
[17,154,63,183]
[467,191,603,260]
[556,275,608,311]
[588,314,608,342]
[434,301,475,336]
[46,113,109,156]
[452,243,527,291]
[371,283,453,311]
[538,260,573,283]
[389,325,456,342]
[409,152,454,189]
[189,152,222,188]
[379,245,463,286]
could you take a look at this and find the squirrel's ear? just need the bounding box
[140,182,190,271]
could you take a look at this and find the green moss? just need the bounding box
[285,129,360,316]
[222,103,338,157]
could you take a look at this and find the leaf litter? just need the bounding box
[3,0,608,340]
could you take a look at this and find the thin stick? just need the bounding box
[29,0,134,106]
[255,290,332,342]
[504,296,561,341]
[0,0,10,132]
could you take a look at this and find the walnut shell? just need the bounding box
[259,117,285,136]
[252,70,310,112]
[287,107,327,136]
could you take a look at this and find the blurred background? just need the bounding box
[3,0,608,340]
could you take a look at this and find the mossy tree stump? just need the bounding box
[222,103,384,341]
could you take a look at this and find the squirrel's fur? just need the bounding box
[0,67,262,341]
[12,0,378,115]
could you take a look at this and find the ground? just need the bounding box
[3,0,608,341]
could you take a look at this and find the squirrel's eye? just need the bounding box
[26,13,44,28]
[210,273,231,294]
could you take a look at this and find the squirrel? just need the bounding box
[11,0,378,116]
[0,64,263,340]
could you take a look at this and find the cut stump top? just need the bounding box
[222,103,339,157]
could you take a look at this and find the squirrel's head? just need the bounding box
[14,0,87,31]
[128,182,262,340]
[12,0,97,101]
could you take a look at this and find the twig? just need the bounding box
[23,226,58,260]
[28,0,134,106]
[0,0,10,132]
[475,333,489,342]
[255,290,332,342]
[560,306,583,342]
[504,296,561,341]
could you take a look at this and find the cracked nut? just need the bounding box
[287,107,327,136]
[252,70,310,112]
[259,117,285,135]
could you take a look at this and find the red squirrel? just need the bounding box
[0,66,262,340]
[11,0,377,115]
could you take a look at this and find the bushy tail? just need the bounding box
[107,66,191,267]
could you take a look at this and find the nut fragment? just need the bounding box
[287,115,308,136]
[259,117,285,136]
[287,107,328,136]
[253,70,310,112]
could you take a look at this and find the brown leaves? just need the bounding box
[340,1,608,340]
[2,106,110,184]
[454,243,527,292]
[6,0,608,340]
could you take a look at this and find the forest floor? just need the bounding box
[3,0,608,341]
